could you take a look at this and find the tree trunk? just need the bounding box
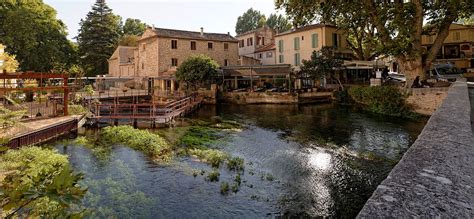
[398,56,424,88]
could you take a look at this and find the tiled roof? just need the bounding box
[235,25,273,37]
[254,42,275,53]
[152,28,237,42]
[275,23,338,37]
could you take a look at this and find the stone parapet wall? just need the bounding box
[220,91,332,104]
[358,80,474,218]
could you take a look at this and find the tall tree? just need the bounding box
[77,0,121,76]
[300,47,344,89]
[118,34,140,47]
[235,8,266,34]
[176,55,219,90]
[0,0,76,72]
[277,0,474,87]
[266,14,292,33]
[123,18,147,36]
[0,50,20,73]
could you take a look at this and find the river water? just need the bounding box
[54,103,426,218]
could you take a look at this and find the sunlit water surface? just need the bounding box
[54,104,426,218]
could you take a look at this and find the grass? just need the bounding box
[227,157,245,171]
[206,169,220,182]
[220,182,229,195]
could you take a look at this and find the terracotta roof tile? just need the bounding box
[152,28,237,42]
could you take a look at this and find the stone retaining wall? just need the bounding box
[358,80,474,218]
[219,92,332,104]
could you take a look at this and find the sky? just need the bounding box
[43,0,280,40]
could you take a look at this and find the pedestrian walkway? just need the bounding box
[469,86,474,133]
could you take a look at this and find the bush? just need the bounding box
[101,126,171,160]
[68,104,89,115]
[0,147,86,218]
[348,86,418,118]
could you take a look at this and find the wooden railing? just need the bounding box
[4,118,78,149]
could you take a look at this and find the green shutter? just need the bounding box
[294,53,301,66]
[278,40,284,53]
[294,37,300,50]
[279,55,284,63]
[312,33,319,48]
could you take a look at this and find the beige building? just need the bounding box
[274,24,352,69]
[236,26,275,62]
[108,46,137,77]
[254,42,276,65]
[421,23,474,71]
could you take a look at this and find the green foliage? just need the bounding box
[0,147,86,218]
[235,8,266,34]
[227,157,244,172]
[178,126,218,149]
[68,104,89,115]
[0,106,25,129]
[101,126,171,160]
[189,148,229,168]
[175,54,219,90]
[0,50,19,73]
[220,182,229,195]
[0,0,77,72]
[77,1,121,76]
[206,169,220,182]
[231,183,239,193]
[266,14,292,33]
[300,47,344,85]
[83,84,95,96]
[122,18,147,36]
[118,34,140,47]
[348,86,418,118]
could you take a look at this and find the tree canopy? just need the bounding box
[0,50,19,73]
[123,18,147,36]
[266,14,292,33]
[118,34,140,47]
[276,0,474,86]
[0,0,77,72]
[176,55,219,89]
[77,0,121,76]
[235,8,266,34]
[300,47,344,82]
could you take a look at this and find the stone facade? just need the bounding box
[108,46,137,77]
[236,26,275,61]
[274,24,352,69]
[421,23,474,71]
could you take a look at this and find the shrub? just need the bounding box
[68,104,89,115]
[348,86,418,118]
[101,126,171,160]
[0,147,86,218]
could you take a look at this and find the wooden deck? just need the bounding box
[90,95,202,123]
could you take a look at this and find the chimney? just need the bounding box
[227,32,230,35]
[200,27,204,36]
[152,24,155,30]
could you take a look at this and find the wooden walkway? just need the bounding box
[90,95,202,124]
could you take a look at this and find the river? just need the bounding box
[54,103,426,218]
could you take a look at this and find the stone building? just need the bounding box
[236,26,276,64]
[253,42,276,65]
[274,24,352,69]
[421,23,474,72]
[108,27,239,92]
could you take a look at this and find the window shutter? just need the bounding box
[278,40,284,53]
[294,37,300,50]
[312,33,319,48]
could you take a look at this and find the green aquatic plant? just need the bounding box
[231,183,239,193]
[0,147,86,218]
[220,182,230,195]
[234,173,242,186]
[206,169,220,182]
[227,157,245,171]
[101,126,171,160]
[188,148,229,168]
[178,126,219,149]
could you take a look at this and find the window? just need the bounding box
[224,43,229,51]
[267,52,273,58]
[142,43,146,51]
[142,63,144,69]
[247,37,253,46]
[171,58,178,67]
[208,42,213,50]
[294,37,300,50]
[453,32,461,41]
[294,53,301,66]
[333,33,339,48]
[258,53,263,59]
[191,41,196,50]
[312,33,319,48]
[239,40,244,48]
[278,40,284,53]
[279,55,284,63]
[301,36,304,41]
[262,37,265,45]
[171,40,178,49]
[224,59,229,66]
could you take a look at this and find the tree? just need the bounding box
[176,55,219,90]
[300,47,344,90]
[235,8,266,34]
[118,34,140,47]
[123,18,147,36]
[276,0,474,87]
[77,0,122,76]
[0,51,19,73]
[266,14,292,33]
[0,0,77,72]
[458,14,474,25]
[0,106,25,129]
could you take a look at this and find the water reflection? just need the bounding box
[54,103,426,218]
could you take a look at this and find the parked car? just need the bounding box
[429,63,461,81]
